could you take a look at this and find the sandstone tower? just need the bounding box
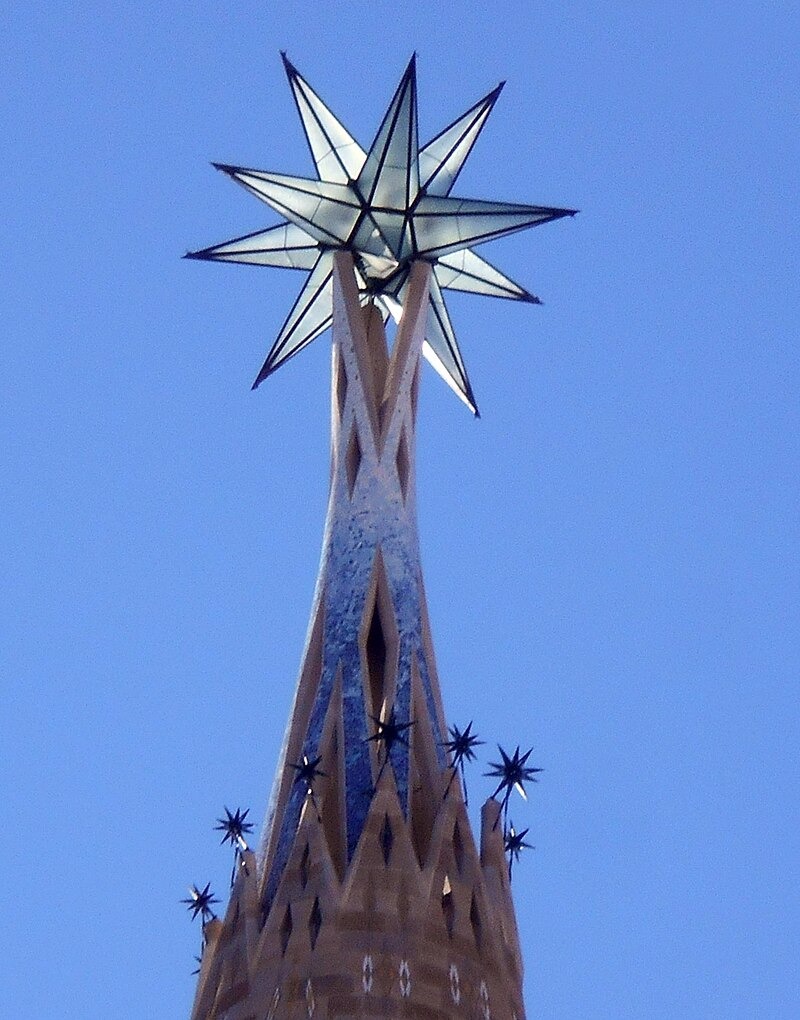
[190,256,526,1020]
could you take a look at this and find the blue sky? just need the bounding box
[2,3,798,1017]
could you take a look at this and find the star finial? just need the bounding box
[367,708,414,787]
[504,821,534,879]
[182,882,219,925]
[288,753,326,790]
[214,806,255,885]
[187,55,575,414]
[288,753,327,820]
[441,721,484,804]
[484,744,542,827]
[214,806,254,849]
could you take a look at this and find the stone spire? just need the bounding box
[189,253,526,1019]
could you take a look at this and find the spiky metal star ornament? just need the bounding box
[288,753,327,791]
[288,754,327,821]
[215,806,254,849]
[182,882,219,925]
[485,744,543,827]
[187,54,575,414]
[214,806,254,885]
[504,822,534,880]
[442,721,484,804]
[367,708,414,787]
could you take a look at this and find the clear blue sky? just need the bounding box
[2,4,798,1017]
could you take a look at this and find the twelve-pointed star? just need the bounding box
[186,54,575,414]
[442,720,484,768]
[214,806,254,848]
[504,822,534,862]
[484,744,543,807]
[367,709,414,756]
[442,720,484,803]
[288,754,327,792]
[504,822,534,879]
[182,882,219,923]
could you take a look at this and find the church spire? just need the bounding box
[260,254,446,906]
[186,53,574,1020]
[190,255,526,1019]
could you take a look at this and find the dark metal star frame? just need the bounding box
[214,806,255,886]
[504,822,534,880]
[485,744,543,828]
[441,720,484,804]
[367,709,414,789]
[288,754,327,821]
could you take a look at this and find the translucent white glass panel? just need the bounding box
[284,56,366,183]
[419,84,502,197]
[358,59,419,208]
[371,210,409,260]
[196,222,319,270]
[420,275,476,413]
[414,196,570,259]
[357,251,400,282]
[254,254,334,386]
[231,171,361,246]
[434,249,536,301]
[352,213,394,262]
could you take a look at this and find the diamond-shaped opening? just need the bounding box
[346,426,362,498]
[300,842,310,890]
[469,893,483,952]
[410,363,420,421]
[336,349,348,421]
[453,821,465,875]
[280,904,293,956]
[396,425,410,500]
[360,555,399,731]
[308,896,322,950]
[366,603,387,721]
[379,813,394,865]
[441,875,455,938]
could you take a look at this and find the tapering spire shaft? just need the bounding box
[259,254,449,913]
[190,256,527,1020]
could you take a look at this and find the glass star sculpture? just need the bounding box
[186,54,575,415]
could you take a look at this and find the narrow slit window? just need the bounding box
[441,874,454,938]
[379,813,394,865]
[366,602,387,719]
[308,897,322,949]
[470,893,483,951]
[280,904,293,956]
